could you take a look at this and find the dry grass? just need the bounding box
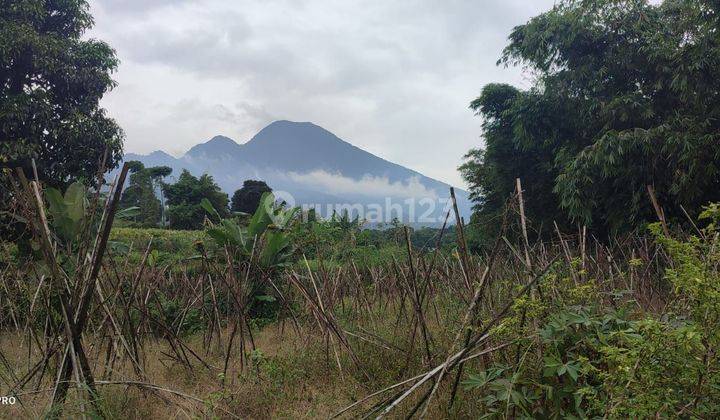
[1,171,678,418]
[0,322,364,419]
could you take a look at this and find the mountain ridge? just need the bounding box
[120,120,471,224]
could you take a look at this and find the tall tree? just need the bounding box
[463,0,720,242]
[163,170,229,230]
[119,161,171,227]
[1,0,123,235]
[231,180,272,214]
[147,165,172,226]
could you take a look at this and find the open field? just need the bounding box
[3,1,720,417]
[2,182,718,418]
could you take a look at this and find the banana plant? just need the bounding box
[201,192,298,268]
[44,182,87,246]
[43,182,138,254]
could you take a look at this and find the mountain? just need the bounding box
[120,120,471,225]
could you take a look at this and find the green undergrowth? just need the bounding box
[461,218,720,418]
[109,227,209,267]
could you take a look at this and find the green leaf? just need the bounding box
[247,192,275,238]
[116,206,141,220]
[565,362,579,381]
[463,372,490,389]
[45,187,65,219]
[200,198,221,222]
[206,227,231,246]
[221,219,246,248]
[64,182,86,222]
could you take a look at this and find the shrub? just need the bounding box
[464,208,720,418]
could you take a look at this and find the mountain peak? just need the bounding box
[266,120,318,129]
[147,150,174,159]
[267,120,317,127]
[247,120,344,148]
[207,135,238,145]
[185,134,242,158]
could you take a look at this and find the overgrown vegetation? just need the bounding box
[2,0,720,418]
[1,171,718,418]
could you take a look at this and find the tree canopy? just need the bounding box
[119,161,172,227]
[462,0,720,245]
[231,180,272,214]
[0,0,124,182]
[0,0,123,237]
[163,170,229,230]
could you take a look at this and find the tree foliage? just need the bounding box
[119,161,171,227]
[231,180,272,214]
[0,0,123,237]
[462,0,720,242]
[460,83,574,247]
[163,170,228,230]
[0,0,123,183]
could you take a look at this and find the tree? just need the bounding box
[462,0,720,242]
[460,83,574,248]
[146,165,172,226]
[119,161,172,227]
[231,180,272,214]
[1,0,123,236]
[163,170,229,230]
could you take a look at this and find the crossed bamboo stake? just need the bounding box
[12,162,130,416]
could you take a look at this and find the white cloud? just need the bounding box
[286,170,440,200]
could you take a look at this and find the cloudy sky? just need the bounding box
[87,0,556,187]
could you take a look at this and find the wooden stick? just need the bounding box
[647,184,670,237]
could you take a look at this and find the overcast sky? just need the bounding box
[87,0,556,187]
